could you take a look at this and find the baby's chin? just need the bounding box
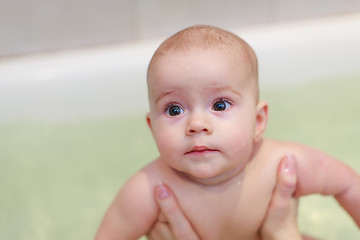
[178,165,244,186]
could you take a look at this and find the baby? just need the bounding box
[96,25,360,239]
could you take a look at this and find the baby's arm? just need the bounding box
[287,142,360,227]
[96,172,158,240]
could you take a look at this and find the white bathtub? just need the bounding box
[1,13,360,123]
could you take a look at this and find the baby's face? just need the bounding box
[147,49,260,184]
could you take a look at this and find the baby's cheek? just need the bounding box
[227,129,253,158]
[155,130,179,158]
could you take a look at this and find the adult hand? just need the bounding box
[260,155,302,240]
[147,155,301,240]
[147,183,200,240]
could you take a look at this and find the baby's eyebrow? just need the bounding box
[155,91,175,104]
[154,87,241,103]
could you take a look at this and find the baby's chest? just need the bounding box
[175,182,270,240]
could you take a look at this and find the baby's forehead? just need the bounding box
[148,48,256,92]
[148,46,256,87]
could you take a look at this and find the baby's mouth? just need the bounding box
[185,145,219,155]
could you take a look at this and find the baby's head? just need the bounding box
[147,25,259,102]
[145,25,268,184]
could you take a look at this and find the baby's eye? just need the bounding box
[166,105,184,116]
[212,100,231,111]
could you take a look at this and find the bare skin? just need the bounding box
[148,155,304,240]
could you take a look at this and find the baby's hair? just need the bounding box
[148,25,259,100]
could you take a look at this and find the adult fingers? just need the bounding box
[154,183,200,240]
[261,155,302,240]
[147,221,174,240]
[271,155,297,211]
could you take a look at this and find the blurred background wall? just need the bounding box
[1,0,360,57]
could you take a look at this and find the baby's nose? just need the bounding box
[185,114,213,136]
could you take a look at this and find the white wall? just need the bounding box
[1,0,360,56]
[1,13,359,123]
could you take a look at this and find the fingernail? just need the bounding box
[283,155,296,174]
[156,183,170,199]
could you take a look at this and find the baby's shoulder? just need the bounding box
[104,159,166,237]
[127,157,186,195]
[252,139,309,168]
[259,139,307,157]
[256,139,321,176]
[116,158,170,206]
[140,157,178,183]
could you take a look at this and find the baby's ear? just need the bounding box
[254,101,268,142]
[146,113,152,130]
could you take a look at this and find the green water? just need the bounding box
[1,75,359,239]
